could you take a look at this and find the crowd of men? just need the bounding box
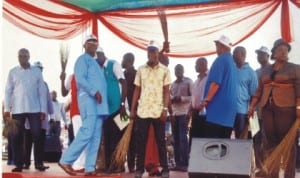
[3,34,300,178]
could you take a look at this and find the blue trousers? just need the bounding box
[172,115,189,167]
[59,114,103,173]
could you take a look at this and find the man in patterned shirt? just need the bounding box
[130,40,171,178]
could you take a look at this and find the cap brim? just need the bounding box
[214,40,231,48]
[147,46,159,51]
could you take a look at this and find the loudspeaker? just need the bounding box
[188,138,254,178]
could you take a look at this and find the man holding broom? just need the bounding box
[130,40,171,178]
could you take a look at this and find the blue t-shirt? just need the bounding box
[204,52,238,127]
[236,63,258,114]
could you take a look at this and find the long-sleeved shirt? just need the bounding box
[51,100,67,124]
[170,77,193,116]
[4,65,46,114]
[236,63,258,114]
[25,81,53,130]
[74,53,109,117]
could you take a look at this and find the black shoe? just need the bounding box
[35,165,49,171]
[12,167,23,172]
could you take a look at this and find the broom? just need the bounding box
[59,42,70,73]
[262,119,300,174]
[108,120,134,171]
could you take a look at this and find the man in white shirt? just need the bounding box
[50,90,67,137]
[4,48,47,172]
[23,61,53,170]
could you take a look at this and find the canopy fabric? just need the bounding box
[61,0,227,12]
[3,0,298,57]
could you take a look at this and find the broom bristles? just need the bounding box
[109,121,134,171]
[263,119,300,174]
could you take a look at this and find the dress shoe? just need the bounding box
[35,165,49,171]
[12,167,22,172]
[58,163,76,176]
[74,168,85,173]
[148,170,161,177]
[85,171,98,176]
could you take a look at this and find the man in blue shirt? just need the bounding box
[198,35,238,138]
[232,46,258,138]
[59,35,109,176]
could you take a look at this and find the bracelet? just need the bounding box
[121,102,125,106]
[297,106,300,110]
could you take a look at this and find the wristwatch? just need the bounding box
[121,102,125,106]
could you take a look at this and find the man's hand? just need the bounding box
[120,105,127,120]
[60,71,66,81]
[40,112,46,120]
[196,101,207,112]
[95,91,102,104]
[248,106,255,118]
[160,109,168,122]
[4,112,11,121]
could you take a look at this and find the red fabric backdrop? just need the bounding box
[3,0,298,57]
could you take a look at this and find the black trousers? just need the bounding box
[127,122,136,170]
[189,109,206,152]
[12,113,43,168]
[103,111,124,170]
[135,117,168,173]
[202,121,232,139]
[24,129,46,166]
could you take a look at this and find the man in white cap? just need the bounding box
[130,40,171,178]
[255,46,271,78]
[253,45,270,174]
[198,35,238,139]
[96,46,127,173]
[59,34,109,176]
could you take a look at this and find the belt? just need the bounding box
[264,82,293,88]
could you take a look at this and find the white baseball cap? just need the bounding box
[96,47,104,53]
[83,34,98,45]
[255,46,270,55]
[147,40,160,51]
[33,61,43,68]
[214,35,232,48]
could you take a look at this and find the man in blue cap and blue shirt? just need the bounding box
[58,34,109,176]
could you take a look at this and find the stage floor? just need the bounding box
[2,161,188,178]
[2,161,300,178]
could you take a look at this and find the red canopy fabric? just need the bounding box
[3,0,297,57]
